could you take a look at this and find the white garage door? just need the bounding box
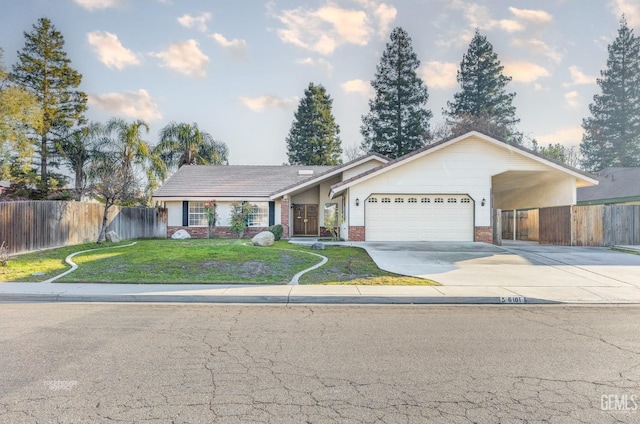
[365,194,474,241]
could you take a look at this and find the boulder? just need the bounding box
[105,231,121,243]
[252,231,275,247]
[171,229,191,239]
[311,242,325,250]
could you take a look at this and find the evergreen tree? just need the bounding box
[10,17,87,193]
[361,27,432,159]
[581,17,640,171]
[286,83,342,166]
[445,29,519,142]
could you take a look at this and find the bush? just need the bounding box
[269,224,283,241]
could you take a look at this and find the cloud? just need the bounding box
[512,38,562,63]
[210,33,248,56]
[273,2,396,54]
[341,79,374,97]
[537,126,584,145]
[88,89,162,121]
[564,91,580,109]
[238,95,298,112]
[177,12,212,32]
[564,65,596,86]
[419,61,458,89]
[87,31,140,70]
[151,40,208,78]
[73,0,120,10]
[295,57,333,73]
[508,7,553,24]
[610,0,640,26]
[503,60,550,83]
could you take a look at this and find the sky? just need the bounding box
[2,0,639,165]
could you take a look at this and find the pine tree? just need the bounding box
[581,17,640,171]
[361,27,432,159]
[286,83,342,166]
[10,17,87,193]
[445,29,519,141]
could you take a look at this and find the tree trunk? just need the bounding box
[97,202,111,244]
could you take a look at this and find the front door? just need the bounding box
[293,204,319,236]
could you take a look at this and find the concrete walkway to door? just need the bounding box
[352,240,640,303]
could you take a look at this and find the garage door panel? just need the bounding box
[365,194,473,241]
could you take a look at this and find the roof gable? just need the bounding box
[577,167,640,203]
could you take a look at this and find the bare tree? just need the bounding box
[343,143,364,162]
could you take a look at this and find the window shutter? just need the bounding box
[182,201,189,226]
[268,202,275,226]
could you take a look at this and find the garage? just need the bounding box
[365,194,474,241]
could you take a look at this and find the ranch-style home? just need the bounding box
[152,130,598,243]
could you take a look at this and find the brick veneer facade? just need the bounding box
[474,226,493,243]
[280,197,290,239]
[349,226,365,241]
[167,226,269,239]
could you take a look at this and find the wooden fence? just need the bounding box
[501,209,539,242]
[0,201,167,255]
[538,205,639,246]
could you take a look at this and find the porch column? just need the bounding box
[281,195,291,239]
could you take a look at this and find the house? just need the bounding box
[153,131,598,243]
[577,167,640,205]
[0,181,10,196]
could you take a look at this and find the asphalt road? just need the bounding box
[1,303,639,423]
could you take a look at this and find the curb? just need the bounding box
[0,293,562,304]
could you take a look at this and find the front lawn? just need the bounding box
[0,239,439,285]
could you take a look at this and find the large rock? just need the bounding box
[105,231,121,243]
[311,242,325,250]
[252,231,275,247]
[171,229,191,239]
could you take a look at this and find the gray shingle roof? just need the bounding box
[153,165,334,198]
[577,167,640,202]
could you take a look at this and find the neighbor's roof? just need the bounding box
[577,167,640,203]
[153,165,334,198]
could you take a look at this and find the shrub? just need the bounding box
[269,224,283,241]
[230,201,251,238]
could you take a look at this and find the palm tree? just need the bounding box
[103,117,167,202]
[57,122,103,200]
[155,122,229,174]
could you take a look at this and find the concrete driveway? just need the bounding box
[358,241,640,290]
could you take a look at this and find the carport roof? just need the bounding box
[329,130,598,198]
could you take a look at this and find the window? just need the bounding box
[408,197,417,203]
[368,197,378,203]
[248,203,269,227]
[394,197,404,203]
[461,198,471,203]
[188,202,208,227]
[434,198,444,203]
[447,198,457,203]
[421,197,430,203]
[381,197,391,203]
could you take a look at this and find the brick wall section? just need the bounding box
[167,226,269,239]
[280,197,290,239]
[475,226,493,243]
[349,226,365,241]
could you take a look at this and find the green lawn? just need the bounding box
[0,239,439,285]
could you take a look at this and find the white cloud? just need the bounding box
[512,38,562,63]
[565,91,580,108]
[537,126,584,145]
[274,2,396,54]
[508,7,553,24]
[610,0,640,26]
[419,61,458,89]
[564,65,596,86]
[497,19,525,32]
[73,0,120,10]
[238,95,298,112]
[151,40,208,78]
[210,33,248,56]
[503,60,550,83]
[87,31,140,70]
[88,89,162,121]
[341,79,374,97]
[295,57,333,73]
[177,12,212,32]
